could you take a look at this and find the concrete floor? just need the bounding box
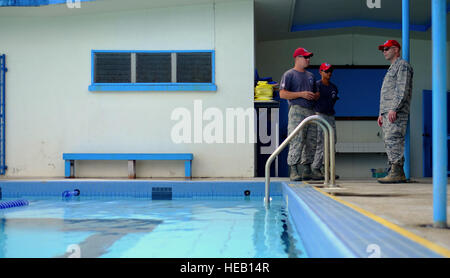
[315,178,450,252]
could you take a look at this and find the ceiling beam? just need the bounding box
[291,19,430,32]
[287,0,296,32]
[290,2,450,33]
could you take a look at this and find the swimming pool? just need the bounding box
[0,180,447,258]
[0,196,306,258]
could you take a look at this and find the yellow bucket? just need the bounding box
[254,81,274,101]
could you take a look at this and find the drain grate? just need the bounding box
[152,187,172,200]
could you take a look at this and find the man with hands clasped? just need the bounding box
[376,40,414,183]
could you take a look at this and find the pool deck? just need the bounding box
[1,176,449,255]
[315,177,450,252]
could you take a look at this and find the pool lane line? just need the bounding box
[312,186,450,258]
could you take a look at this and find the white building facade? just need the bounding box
[0,0,256,178]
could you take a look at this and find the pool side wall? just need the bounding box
[281,183,356,258]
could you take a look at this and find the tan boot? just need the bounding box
[311,168,324,180]
[300,164,312,181]
[289,165,302,181]
[320,165,339,180]
[377,164,407,183]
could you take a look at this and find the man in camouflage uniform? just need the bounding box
[280,47,319,181]
[377,40,414,183]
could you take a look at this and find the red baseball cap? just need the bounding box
[378,40,401,51]
[293,47,313,58]
[319,63,332,71]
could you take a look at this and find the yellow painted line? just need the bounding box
[313,186,450,258]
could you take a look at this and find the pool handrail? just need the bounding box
[265,115,336,206]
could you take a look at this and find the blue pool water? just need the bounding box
[0,196,308,258]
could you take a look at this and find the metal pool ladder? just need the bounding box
[264,115,336,206]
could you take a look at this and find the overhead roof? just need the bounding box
[255,0,450,41]
[1,0,449,42]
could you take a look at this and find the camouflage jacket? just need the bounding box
[379,58,414,115]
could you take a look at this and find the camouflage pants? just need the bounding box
[287,105,316,166]
[382,112,408,165]
[312,113,336,170]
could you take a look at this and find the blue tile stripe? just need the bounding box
[0,180,282,199]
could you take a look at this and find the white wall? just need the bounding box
[0,0,255,178]
[256,33,447,178]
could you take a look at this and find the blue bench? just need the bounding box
[62,153,193,179]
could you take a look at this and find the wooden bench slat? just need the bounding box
[63,153,193,161]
